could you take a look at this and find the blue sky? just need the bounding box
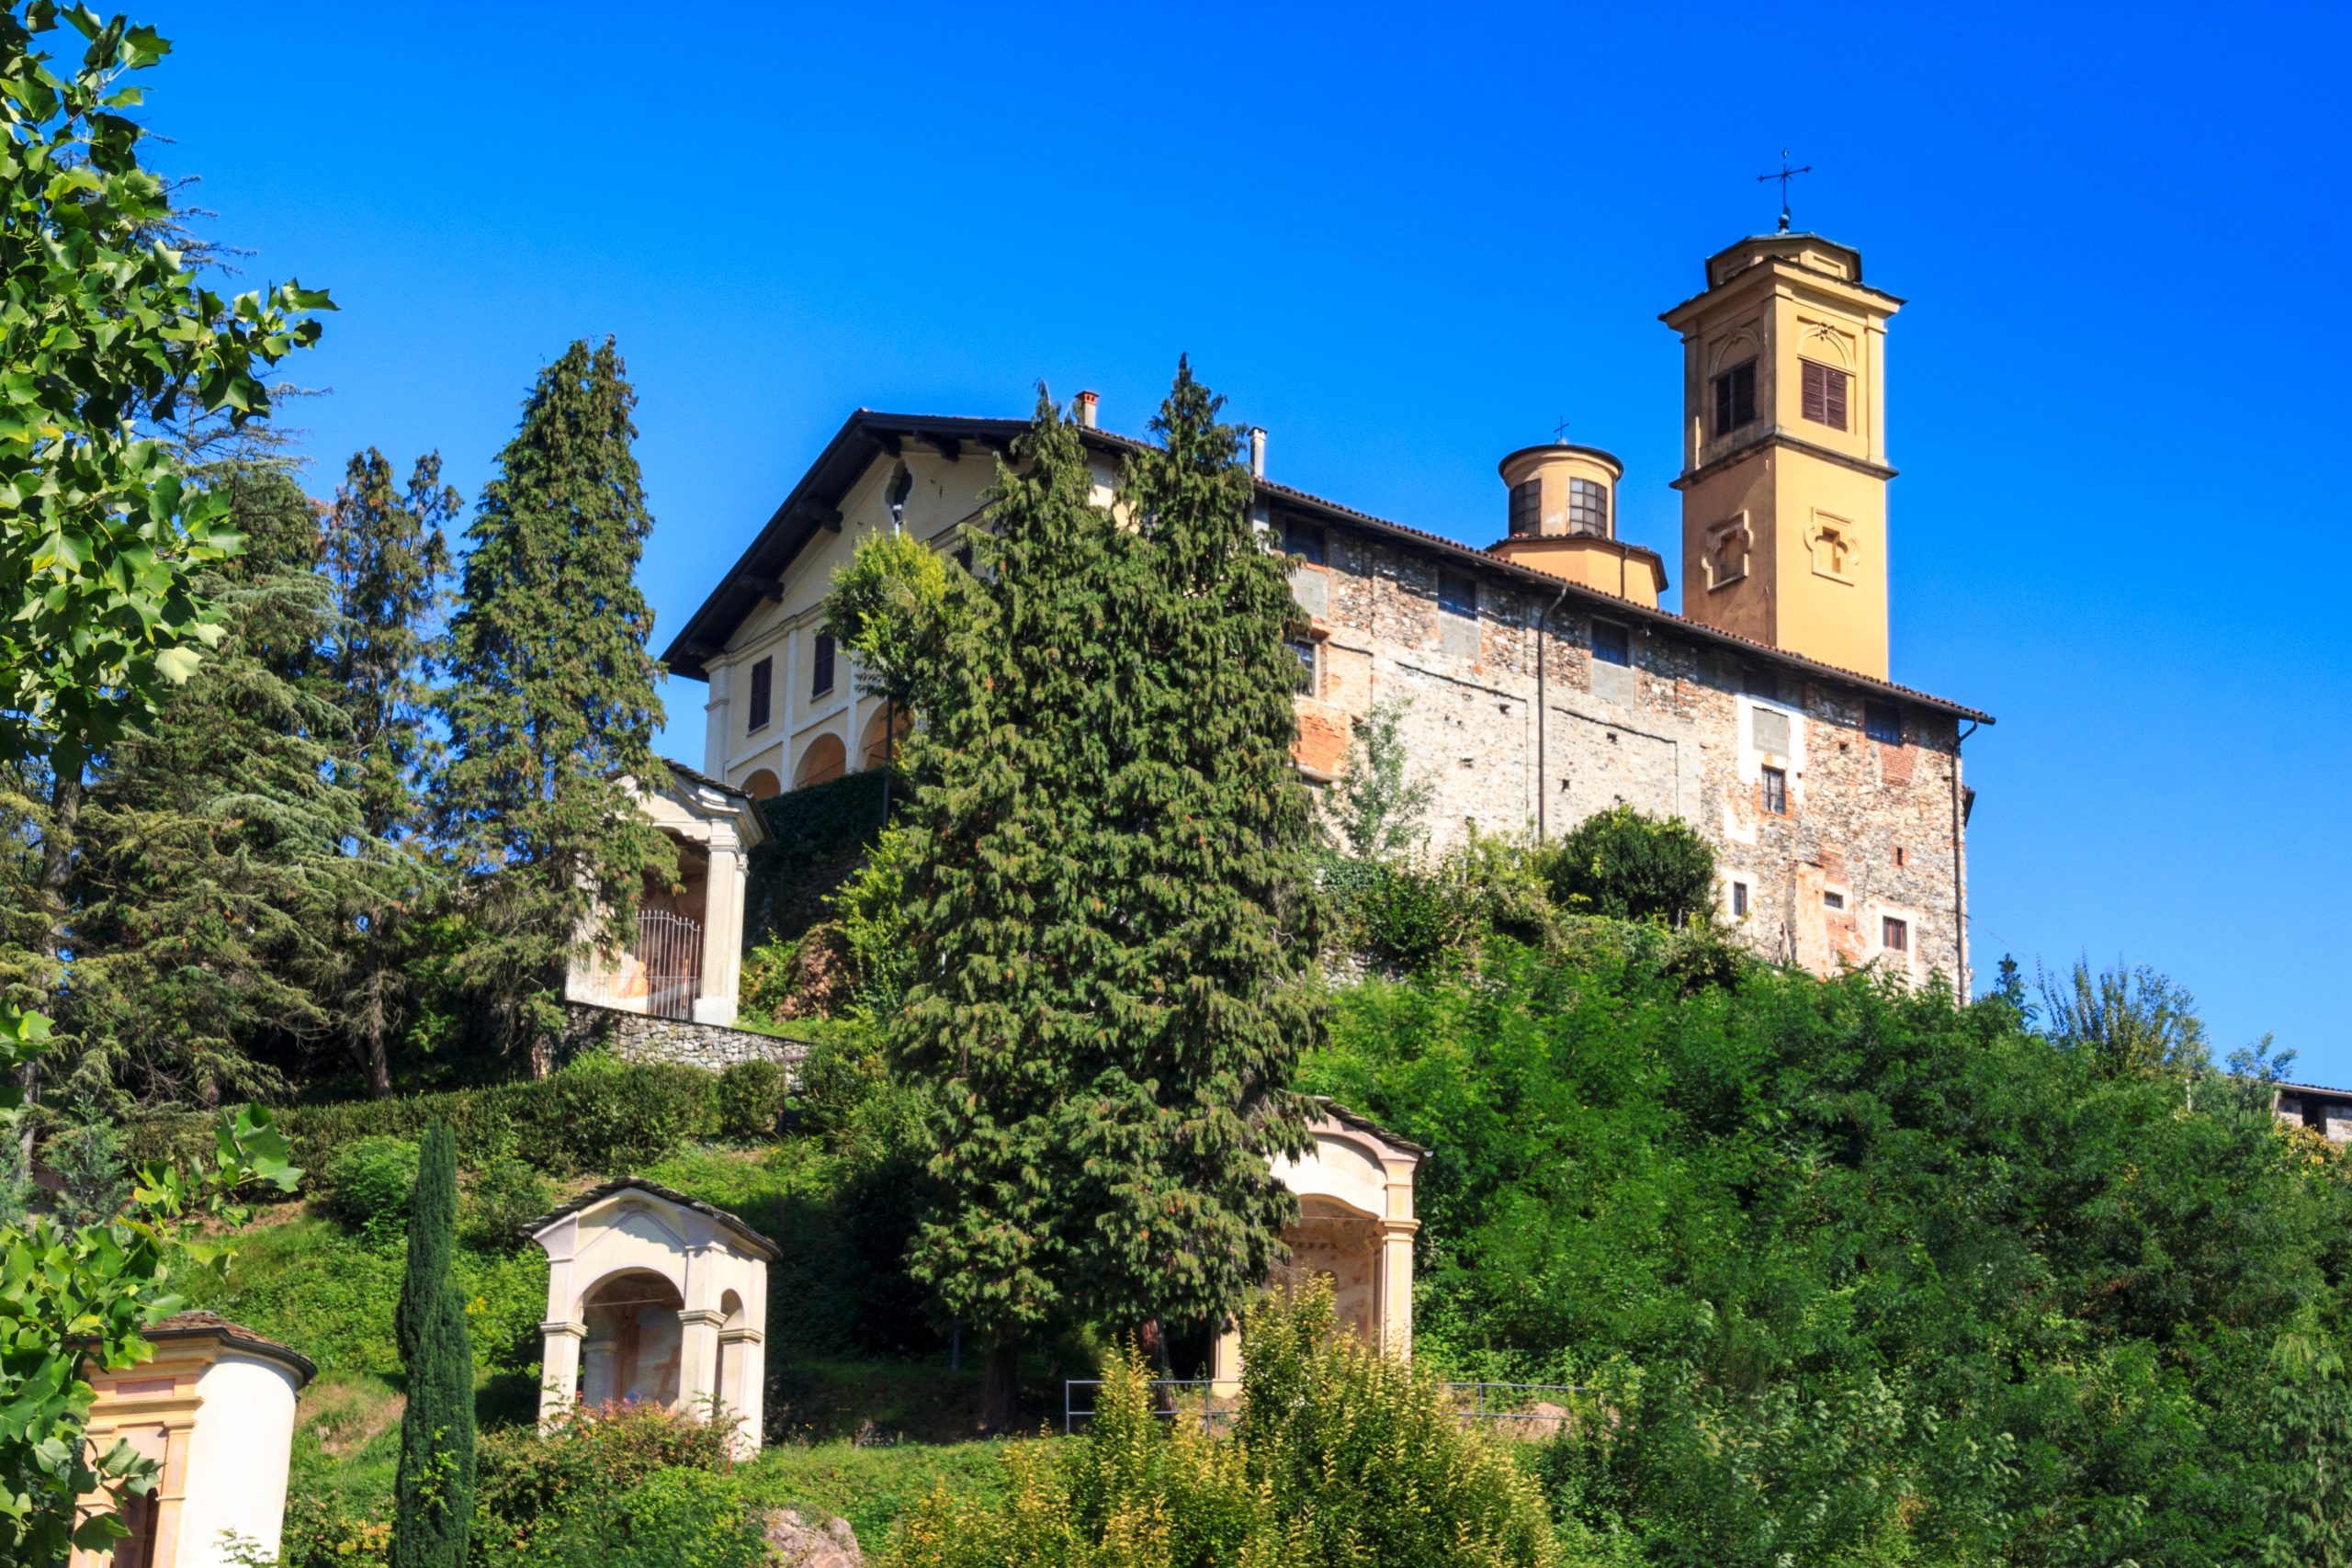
[135,3,2348,1075]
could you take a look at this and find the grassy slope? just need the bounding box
[192,1143,1017,1551]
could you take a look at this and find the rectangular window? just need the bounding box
[1824,890,1846,910]
[1712,359,1757,436]
[1801,359,1849,431]
[1286,637,1318,696]
[1883,916,1909,952]
[1283,516,1327,567]
[747,657,773,732]
[1508,479,1542,537]
[1863,700,1902,745]
[1760,764,1788,815]
[1591,620,1632,667]
[1438,570,1478,619]
[810,630,836,697]
[1744,667,1782,705]
[1732,881,1749,918]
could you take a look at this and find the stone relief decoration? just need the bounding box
[1808,513,1857,583]
[1705,515,1752,591]
[1705,323,1763,377]
[1798,316,1856,367]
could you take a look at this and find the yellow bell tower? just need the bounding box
[1659,232,1901,678]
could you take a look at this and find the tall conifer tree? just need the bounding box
[893,390,1128,1429]
[391,1120,474,1568]
[59,462,401,1105]
[1068,359,1319,1358]
[437,339,672,1075]
[322,449,455,1096]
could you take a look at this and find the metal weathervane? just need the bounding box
[1758,149,1812,232]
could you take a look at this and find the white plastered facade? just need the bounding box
[527,1179,776,1458]
[1211,1105,1424,1393]
[564,762,766,1027]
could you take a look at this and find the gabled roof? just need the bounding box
[662,409,1992,726]
[520,1176,781,1260]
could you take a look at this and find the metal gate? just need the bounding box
[636,908,702,1021]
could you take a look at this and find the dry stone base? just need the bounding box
[563,1001,807,1078]
[764,1508,864,1567]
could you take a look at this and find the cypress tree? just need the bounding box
[391,1119,475,1568]
[892,389,1129,1430]
[322,449,456,1096]
[437,338,673,1075]
[1068,359,1320,1359]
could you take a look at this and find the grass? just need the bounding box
[741,1438,1013,1551]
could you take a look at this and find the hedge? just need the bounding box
[123,1059,721,1184]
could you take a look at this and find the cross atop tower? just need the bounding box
[1756,150,1812,232]
[1552,414,1572,443]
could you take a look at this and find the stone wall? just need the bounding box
[1290,515,1973,990]
[564,1001,809,1077]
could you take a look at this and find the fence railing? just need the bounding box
[1062,1379,1590,1436]
[634,908,702,1021]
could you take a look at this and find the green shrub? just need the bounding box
[462,1150,553,1250]
[885,1284,1562,1567]
[1546,804,1715,927]
[322,1136,421,1246]
[475,1403,754,1568]
[124,1059,719,1185]
[715,1059,787,1141]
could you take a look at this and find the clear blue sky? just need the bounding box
[136,3,2349,1076]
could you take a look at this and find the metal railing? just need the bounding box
[1063,1379,1589,1436]
[634,908,703,1021]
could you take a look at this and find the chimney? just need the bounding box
[1074,389,1099,429]
[1248,426,1267,479]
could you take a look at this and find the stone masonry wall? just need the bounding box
[1288,514,1972,991]
[564,1001,809,1079]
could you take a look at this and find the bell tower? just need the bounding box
[1659,232,1901,678]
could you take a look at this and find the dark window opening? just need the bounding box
[954,542,975,573]
[1824,890,1846,910]
[747,657,773,732]
[1592,620,1632,667]
[1732,881,1749,918]
[810,631,836,698]
[1286,637,1318,696]
[1883,916,1909,952]
[1745,667,1782,705]
[1712,359,1757,436]
[1863,700,1902,745]
[1761,765,1788,816]
[1508,479,1541,537]
[1438,570,1479,619]
[1567,478,1610,537]
[1283,517,1327,566]
[1801,359,1849,431]
[2304,1100,2334,1131]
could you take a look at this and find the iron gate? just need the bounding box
[636,908,702,1021]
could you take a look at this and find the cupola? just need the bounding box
[1486,441,1667,606]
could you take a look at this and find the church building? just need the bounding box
[662,229,1992,987]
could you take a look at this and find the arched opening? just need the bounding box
[714,1288,748,1435]
[1277,1195,1385,1345]
[741,768,781,801]
[793,733,847,788]
[579,1269,684,1411]
[859,706,912,773]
